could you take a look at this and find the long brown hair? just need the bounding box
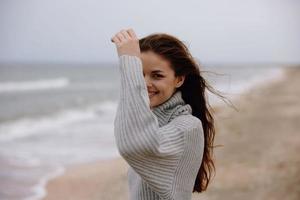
[139,33,221,192]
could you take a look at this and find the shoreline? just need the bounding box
[42,66,300,200]
[42,157,128,200]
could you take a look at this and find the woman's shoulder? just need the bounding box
[170,114,202,133]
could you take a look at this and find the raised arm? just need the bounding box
[113,54,187,199]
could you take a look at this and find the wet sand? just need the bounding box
[43,67,300,200]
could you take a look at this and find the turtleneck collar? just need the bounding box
[151,90,192,127]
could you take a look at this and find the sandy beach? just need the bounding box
[43,66,300,200]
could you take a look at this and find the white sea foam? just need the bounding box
[23,165,65,200]
[0,78,70,93]
[0,100,118,142]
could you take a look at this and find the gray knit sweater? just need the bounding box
[114,55,204,200]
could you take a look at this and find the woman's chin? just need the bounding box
[149,99,156,109]
[149,94,161,108]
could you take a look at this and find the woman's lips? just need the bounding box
[148,91,158,98]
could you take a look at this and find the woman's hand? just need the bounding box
[111,28,141,58]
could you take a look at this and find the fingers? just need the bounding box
[117,32,126,42]
[111,32,125,44]
[121,29,132,40]
[127,29,137,39]
[111,28,137,43]
[111,36,120,43]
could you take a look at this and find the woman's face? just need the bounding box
[140,51,185,109]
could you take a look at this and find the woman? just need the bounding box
[111,28,216,200]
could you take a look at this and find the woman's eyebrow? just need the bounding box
[151,70,164,73]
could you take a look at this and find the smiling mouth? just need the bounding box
[148,91,159,98]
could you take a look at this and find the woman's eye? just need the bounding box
[153,74,162,78]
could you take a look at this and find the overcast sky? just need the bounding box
[1,0,299,64]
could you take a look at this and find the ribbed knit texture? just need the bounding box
[114,55,204,200]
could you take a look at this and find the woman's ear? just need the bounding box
[175,76,185,88]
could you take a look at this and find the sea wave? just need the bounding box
[0,78,70,93]
[0,101,117,142]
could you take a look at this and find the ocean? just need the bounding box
[0,61,284,200]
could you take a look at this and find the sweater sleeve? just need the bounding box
[113,55,187,198]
